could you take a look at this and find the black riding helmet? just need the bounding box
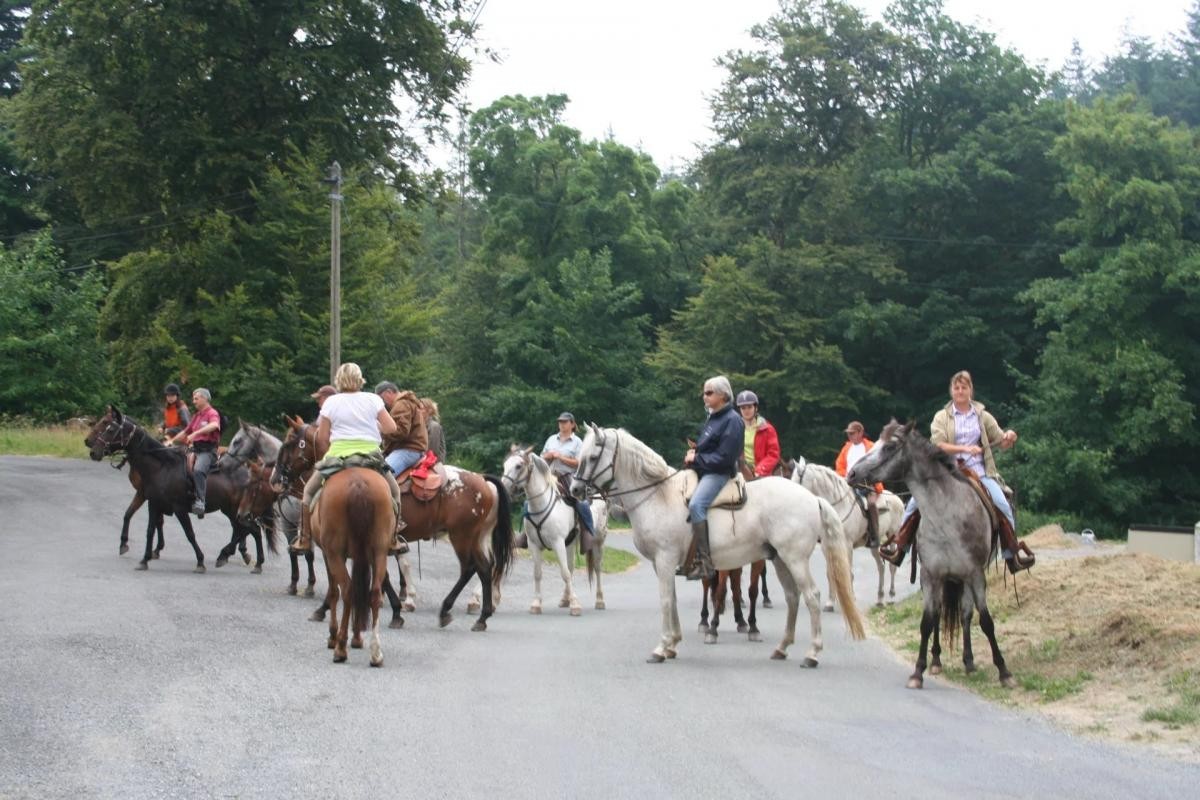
[164,383,181,397]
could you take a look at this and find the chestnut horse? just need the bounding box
[273,417,514,632]
[699,561,767,643]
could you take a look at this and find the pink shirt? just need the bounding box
[183,406,221,444]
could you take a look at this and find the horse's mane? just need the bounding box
[882,420,968,484]
[608,428,673,483]
[800,460,853,498]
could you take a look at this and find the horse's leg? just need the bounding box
[776,556,822,667]
[215,520,239,568]
[747,561,762,641]
[470,550,495,632]
[552,536,581,616]
[648,555,681,663]
[331,559,351,662]
[732,566,748,633]
[529,540,545,615]
[304,552,317,597]
[177,511,205,573]
[961,590,976,675]
[369,552,387,667]
[154,511,165,558]
[698,576,711,633]
[137,506,160,570]
[250,525,264,573]
[888,563,898,602]
[312,552,332,623]
[761,563,772,608]
[397,554,416,611]
[873,549,886,608]
[973,576,1014,687]
[120,489,145,555]
[288,551,300,595]
[438,557,477,629]
[382,571,404,629]
[909,601,936,689]
[705,572,724,644]
[930,615,943,675]
[593,543,606,610]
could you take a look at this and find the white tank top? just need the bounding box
[319,391,385,444]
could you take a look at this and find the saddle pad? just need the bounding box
[681,471,747,509]
[958,466,1002,530]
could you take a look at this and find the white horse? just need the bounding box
[789,457,905,609]
[502,447,608,616]
[570,425,865,665]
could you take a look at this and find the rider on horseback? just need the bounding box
[541,412,597,551]
[165,388,220,517]
[836,421,883,548]
[289,364,408,555]
[680,376,744,581]
[159,383,191,439]
[735,390,781,478]
[375,381,428,477]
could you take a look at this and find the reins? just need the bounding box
[573,428,684,512]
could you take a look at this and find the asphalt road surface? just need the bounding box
[2,456,1197,799]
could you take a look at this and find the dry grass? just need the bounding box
[871,551,1200,761]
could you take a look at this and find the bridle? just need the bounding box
[509,451,563,548]
[95,415,143,457]
[273,424,315,498]
[573,427,683,505]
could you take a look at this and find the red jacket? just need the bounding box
[751,418,781,477]
[836,438,883,493]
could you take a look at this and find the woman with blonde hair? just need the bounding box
[290,363,408,555]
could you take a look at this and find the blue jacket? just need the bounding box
[692,404,744,477]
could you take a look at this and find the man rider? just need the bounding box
[539,412,597,551]
[166,388,221,517]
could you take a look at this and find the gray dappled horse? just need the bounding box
[847,420,1016,689]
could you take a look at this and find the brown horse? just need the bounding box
[699,560,767,643]
[309,465,394,665]
[273,416,515,632]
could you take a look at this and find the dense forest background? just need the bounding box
[0,0,1197,532]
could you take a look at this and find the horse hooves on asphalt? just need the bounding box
[665,649,676,659]
[350,638,363,649]
[704,633,717,645]
[135,562,149,571]
[930,664,942,675]
[529,605,542,615]
[333,653,347,663]
[389,617,404,629]
[801,657,819,669]
[595,600,606,610]
[193,565,206,574]
[370,657,383,668]
[907,676,924,689]
[151,550,161,560]
[303,586,316,598]
[646,653,666,663]
[770,649,787,660]
[119,544,129,555]
[251,565,262,575]
[569,607,581,617]
[748,631,763,642]
[242,553,252,566]
[439,613,453,628]
[309,610,325,622]
[471,621,487,632]
[737,623,748,633]
[215,556,228,568]
[697,622,708,633]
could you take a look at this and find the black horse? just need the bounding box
[86,406,276,571]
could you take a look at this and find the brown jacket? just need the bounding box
[930,400,1006,479]
[382,391,428,455]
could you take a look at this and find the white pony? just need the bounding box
[789,457,905,608]
[570,425,865,665]
[502,447,608,616]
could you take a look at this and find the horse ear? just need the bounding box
[292,414,304,428]
[523,446,535,457]
[111,404,123,422]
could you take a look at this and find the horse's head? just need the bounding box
[270,417,315,491]
[571,422,617,500]
[238,460,278,525]
[85,405,136,461]
[222,419,254,466]
[500,445,535,498]
[847,419,917,486]
[787,456,805,483]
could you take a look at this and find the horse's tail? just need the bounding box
[485,474,514,587]
[347,477,376,632]
[585,498,606,589]
[817,496,866,640]
[941,579,964,653]
[262,508,280,555]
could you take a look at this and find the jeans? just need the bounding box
[687,473,729,523]
[899,476,1016,531]
[385,448,424,475]
[192,449,216,509]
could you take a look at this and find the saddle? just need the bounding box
[309,451,395,512]
[681,471,748,510]
[396,450,444,502]
[958,464,1004,531]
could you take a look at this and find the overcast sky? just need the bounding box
[441,0,1194,172]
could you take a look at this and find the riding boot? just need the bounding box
[997,517,1035,574]
[879,511,919,567]
[290,503,313,553]
[684,521,714,581]
[389,515,409,556]
[866,503,880,549]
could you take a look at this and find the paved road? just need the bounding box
[1,456,1196,799]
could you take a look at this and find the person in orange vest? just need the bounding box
[835,421,882,547]
[160,383,191,440]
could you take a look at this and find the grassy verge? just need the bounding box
[869,552,1200,758]
[0,422,90,458]
[516,544,640,573]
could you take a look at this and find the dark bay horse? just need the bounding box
[238,459,318,597]
[86,406,276,571]
[699,561,767,643]
[312,466,394,665]
[848,420,1016,689]
[273,416,514,632]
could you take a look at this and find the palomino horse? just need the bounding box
[789,457,905,608]
[310,465,394,666]
[501,446,609,616]
[273,417,514,631]
[86,407,276,571]
[848,420,1017,689]
[570,425,865,665]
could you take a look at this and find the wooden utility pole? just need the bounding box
[327,162,343,382]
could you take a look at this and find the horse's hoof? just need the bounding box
[737,623,748,634]
[119,544,129,555]
[907,676,924,689]
[647,653,666,663]
[762,599,772,609]
[251,565,262,575]
[303,586,316,598]
[875,601,885,609]
[467,601,481,614]
[193,565,206,574]
[697,622,709,633]
[370,656,383,668]
[310,611,326,622]
[558,598,570,608]
[822,604,834,613]
[529,605,542,615]
[1000,674,1017,689]
[748,631,763,642]
[351,638,363,649]
[704,633,717,645]
[151,550,161,560]
[215,555,228,568]
[402,601,415,612]
[135,562,149,571]
[389,617,404,629]
[665,649,677,659]
[930,664,943,675]
[242,553,252,566]
[802,657,819,669]
[770,649,787,660]
[287,585,298,596]
[333,652,347,663]
[569,607,581,617]
[471,621,487,632]
[327,638,336,649]
[439,614,453,628]
[964,661,977,674]
[595,600,605,610]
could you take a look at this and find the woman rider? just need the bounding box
[680,375,744,580]
[289,363,407,555]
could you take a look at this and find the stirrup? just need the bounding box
[878,539,905,567]
[1006,541,1035,573]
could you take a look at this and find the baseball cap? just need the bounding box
[311,385,336,400]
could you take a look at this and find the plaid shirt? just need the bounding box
[952,406,985,477]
